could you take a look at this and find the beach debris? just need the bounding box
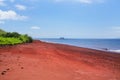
[21,67,24,69]
[1,71,6,75]
[6,68,10,71]
[0,60,2,62]
[101,48,109,51]
[1,68,10,75]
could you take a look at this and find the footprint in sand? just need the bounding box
[1,68,10,75]
[1,71,6,75]
[0,60,2,62]
[21,67,24,69]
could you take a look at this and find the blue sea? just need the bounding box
[39,38,120,53]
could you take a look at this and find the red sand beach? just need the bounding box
[0,40,120,80]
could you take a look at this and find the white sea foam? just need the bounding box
[109,50,120,53]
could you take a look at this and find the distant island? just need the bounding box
[0,29,33,46]
[59,37,65,39]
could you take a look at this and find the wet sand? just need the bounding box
[0,40,120,80]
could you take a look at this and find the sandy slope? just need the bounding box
[0,40,120,80]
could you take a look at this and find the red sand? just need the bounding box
[0,40,120,80]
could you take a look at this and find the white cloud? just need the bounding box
[54,0,104,4]
[0,0,6,6]
[31,26,40,30]
[15,4,27,10]
[0,10,27,20]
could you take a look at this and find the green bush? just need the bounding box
[0,37,22,45]
[0,29,33,46]
[2,32,21,38]
[18,35,33,43]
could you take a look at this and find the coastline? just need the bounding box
[0,40,120,80]
[40,39,120,53]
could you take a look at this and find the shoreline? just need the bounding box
[39,39,120,53]
[0,40,120,80]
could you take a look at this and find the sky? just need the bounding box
[0,0,120,38]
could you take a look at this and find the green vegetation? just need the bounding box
[0,29,33,46]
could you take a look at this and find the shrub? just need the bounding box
[0,37,22,45]
[2,32,20,38]
[0,29,33,45]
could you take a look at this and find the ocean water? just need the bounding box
[39,38,120,53]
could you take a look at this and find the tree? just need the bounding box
[2,32,20,38]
